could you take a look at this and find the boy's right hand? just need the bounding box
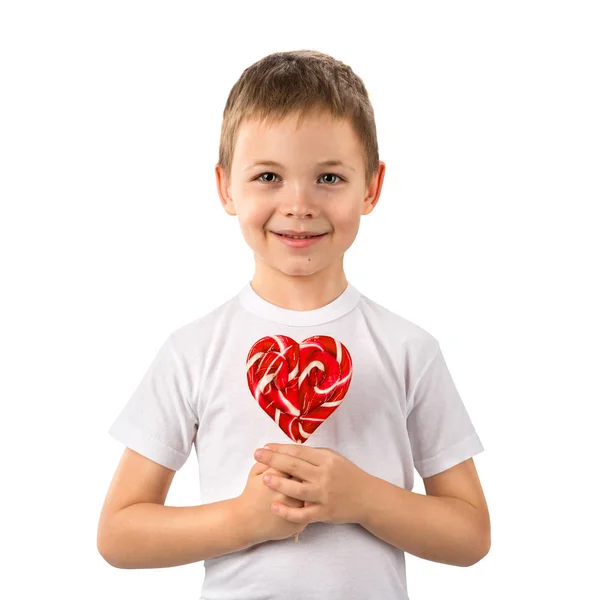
[237,461,308,546]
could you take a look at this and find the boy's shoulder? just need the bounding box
[165,292,240,352]
[358,289,438,347]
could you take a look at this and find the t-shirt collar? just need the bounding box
[237,280,361,326]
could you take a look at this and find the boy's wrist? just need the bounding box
[354,472,376,527]
[231,496,258,548]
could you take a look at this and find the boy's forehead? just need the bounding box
[233,113,361,171]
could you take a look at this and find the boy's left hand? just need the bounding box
[253,443,371,526]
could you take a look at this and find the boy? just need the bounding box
[98,49,490,599]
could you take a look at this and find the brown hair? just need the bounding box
[217,49,379,185]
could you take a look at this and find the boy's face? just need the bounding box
[216,110,385,282]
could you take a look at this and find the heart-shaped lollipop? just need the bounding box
[246,335,353,443]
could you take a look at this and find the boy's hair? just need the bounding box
[218,49,379,185]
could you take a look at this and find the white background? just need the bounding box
[1,1,598,598]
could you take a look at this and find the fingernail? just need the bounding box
[264,475,271,484]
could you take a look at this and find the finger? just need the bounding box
[272,501,319,524]
[264,472,316,503]
[252,463,290,479]
[269,444,327,467]
[260,450,316,482]
[252,461,271,475]
[250,462,291,477]
[252,462,292,477]
[267,467,294,479]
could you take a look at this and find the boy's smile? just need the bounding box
[216,109,385,309]
[271,230,328,248]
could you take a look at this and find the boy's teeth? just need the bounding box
[280,234,317,239]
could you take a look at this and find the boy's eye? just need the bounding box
[254,172,345,185]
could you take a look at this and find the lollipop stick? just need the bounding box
[294,439,302,543]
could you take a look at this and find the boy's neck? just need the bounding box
[250,269,349,312]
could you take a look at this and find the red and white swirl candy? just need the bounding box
[246,335,353,443]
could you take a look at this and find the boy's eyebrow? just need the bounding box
[243,159,356,173]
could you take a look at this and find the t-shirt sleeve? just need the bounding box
[406,340,484,479]
[108,334,198,471]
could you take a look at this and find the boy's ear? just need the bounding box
[361,160,386,216]
[215,164,237,216]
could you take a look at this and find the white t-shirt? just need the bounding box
[108,281,484,600]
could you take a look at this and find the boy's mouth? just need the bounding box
[270,231,328,248]
[272,230,328,239]
[275,233,325,239]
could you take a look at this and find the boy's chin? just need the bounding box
[273,263,324,276]
[256,257,327,277]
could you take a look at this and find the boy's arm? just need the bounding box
[98,498,252,569]
[97,448,254,569]
[358,458,490,567]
